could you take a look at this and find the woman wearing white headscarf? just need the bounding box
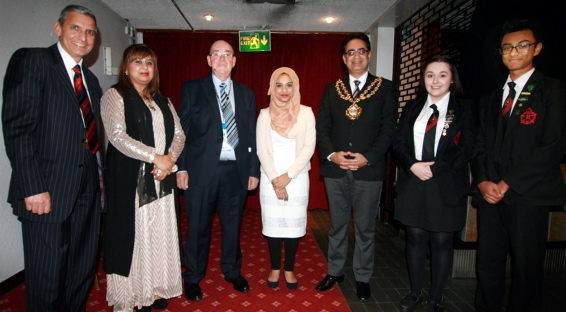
[256,67,316,290]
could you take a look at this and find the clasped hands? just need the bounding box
[330,151,368,170]
[272,173,292,201]
[152,153,177,181]
[478,180,509,204]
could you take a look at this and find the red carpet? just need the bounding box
[1,209,350,312]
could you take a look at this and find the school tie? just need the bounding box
[73,65,99,154]
[352,80,361,99]
[220,82,239,149]
[422,104,439,161]
[501,81,516,119]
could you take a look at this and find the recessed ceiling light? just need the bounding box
[324,16,335,24]
[204,14,214,21]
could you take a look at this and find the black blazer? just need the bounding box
[2,44,104,223]
[316,74,397,181]
[177,75,260,188]
[394,95,477,208]
[471,70,566,207]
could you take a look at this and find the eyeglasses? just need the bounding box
[344,48,369,56]
[499,42,538,55]
[209,52,233,58]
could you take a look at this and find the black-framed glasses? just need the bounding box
[344,48,369,56]
[499,42,538,55]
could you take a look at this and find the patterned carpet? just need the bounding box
[0,209,350,312]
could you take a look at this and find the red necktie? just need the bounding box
[422,104,439,161]
[501,81,516,118]
[73,65,99,154]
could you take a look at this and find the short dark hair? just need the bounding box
[417,54,464,97]
[115,44,161,99]
[342,33,371,54]
[58,5,97,26]
[498,16,543,44]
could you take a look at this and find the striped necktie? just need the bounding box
[220,82,239,149]
[73,65,98,154]
[352,80,361,99]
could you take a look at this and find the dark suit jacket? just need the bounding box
[177,75,260,187]
[394,95,477,210]
[471,70,566,207]
[2,44,103,223]
[316,74,397,181]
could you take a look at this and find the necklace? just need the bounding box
[143,98,156,111]
[335,77,383,120]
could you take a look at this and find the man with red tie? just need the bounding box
[472,17,566,312]
[2,5,103,311]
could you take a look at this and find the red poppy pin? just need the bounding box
[454,131,461,145]
[520,108,537,125]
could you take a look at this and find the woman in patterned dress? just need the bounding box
[101,44,185,311]
[256,67,316,290]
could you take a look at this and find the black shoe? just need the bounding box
[356,282,371,301]
[184,283,203,301]
[225,275,250,293]
[152,298,168,310]
[422,298,445,312]
[399,291,423,312]
[134,306,152,312]
[314,274,344,292]
[284,271,298,290]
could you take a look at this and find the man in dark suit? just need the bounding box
[2,5,104,311]
[472,18,566,312]
[314,33,397,301]
[176,40,260,301]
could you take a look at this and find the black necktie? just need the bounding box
[502,81,516,121]
[422,104,439,161]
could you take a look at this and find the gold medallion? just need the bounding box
[345,103,362,120]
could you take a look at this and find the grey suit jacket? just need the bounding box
[2,44,104,223]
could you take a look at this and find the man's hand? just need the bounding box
[176,172,189,190]
[478,181,504,204]
[24,192,51,215]
[330,151,369,170]
[248,177,259,190]
[410,161,435,181]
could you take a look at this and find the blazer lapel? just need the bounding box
[407,97,427,153]
[436,96,457,155]
[50,45,76,100]
[505,71,541,132]
[204,75,222,124]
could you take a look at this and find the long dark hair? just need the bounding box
[417,54,464,97]
[115,44,161,99]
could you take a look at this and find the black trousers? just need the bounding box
[182,161,248,283]
[475,202,549,312]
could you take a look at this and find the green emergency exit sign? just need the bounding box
[239,30,271,52]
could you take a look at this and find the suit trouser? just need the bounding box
[22,152,100,312]
[183,161,247,283]
[324,171,382,282]
[475,202,549,312]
